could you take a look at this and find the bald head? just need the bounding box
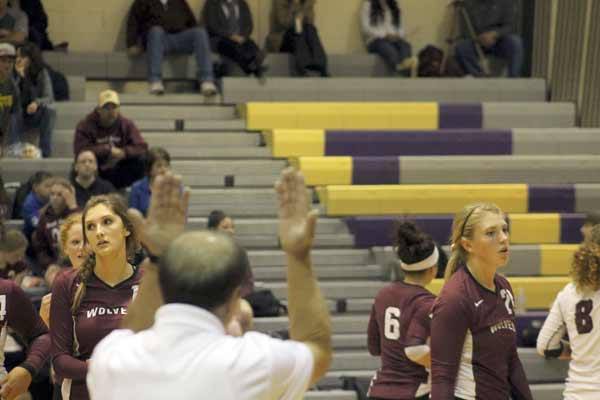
[158,231,249,311]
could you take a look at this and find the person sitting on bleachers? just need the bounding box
[129,147,171,217]
[0,228,29,285]
[453,0,523,77]
[9,42,56,158]
[31,177,78,286]
[21,170,51,239]
[126,0,217,96]
[0,0,28,45]
[202,0,267,77]
[0,43,18,157]
[71,150,116,208]
[266,0,328,77]
[14,0,66,51]
[361,0,416,76]
[73,90,148,190]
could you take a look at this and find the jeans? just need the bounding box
[454,34,524,77]
[146,26,214,83]
[10,105,56,158]
[367,38,412,72]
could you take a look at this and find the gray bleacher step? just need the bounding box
[55,117,176,131]
[103,94,215,105]
[265,281,384,300]
[530,384,565,400]
[484,102,575,128]
[67,76,86,102]
[304,391,357,400]
[513,128,600,155]
[247,249,373,267]
[222,77,547,103]
[319,371,373,389]
[253,315,368,334]
[185,217,349,235]
[184,119,246,131]
[232,233,354,249]
[53,103,238,120]
[254,265,381,281]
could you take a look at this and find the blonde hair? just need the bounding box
[59,212,82,258]
[445,202,504,281]
[571,225,600,292]
[71,195,138,314]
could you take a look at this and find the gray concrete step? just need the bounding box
[304,391,356,400]
[54,103,238,120]
[247,249,373,268]
[265,281,384,300]
[254,265,381,281]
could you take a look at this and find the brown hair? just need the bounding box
[571,225,600,292]
[394,220,436,278]
[445,202,504,281]
[0,229,28,252]
[71,194,138,314]
[59,212,82,257]
[48,176,74,193]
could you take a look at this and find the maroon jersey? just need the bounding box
[430,266,532,400]
[31,206,78,271]
[0,260,28,280]
[50,266,142,400]
[0,279,50,378]
[367,281,436,399]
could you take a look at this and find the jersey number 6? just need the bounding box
[575,300,594,334]
[384,307,401,340]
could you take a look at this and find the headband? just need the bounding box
[400,246,439,271]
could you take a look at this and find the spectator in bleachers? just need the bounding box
[202,0,267,77]
[15,0,66,51]
[126,0,217,96]
[0,43,18,157]
[0,228,29,284]
[266,0,329,77]
[454,0,523,77]
[580,212,600,245]
[21,170,51,239]
[71,150,116,208]
[129,147,171,217]
[9,42,56,158]
[0,0,28,45]
[73,90,148,190]
[31,177,78,282]
[361,0,416,76]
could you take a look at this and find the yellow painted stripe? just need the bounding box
[245,102,439,130]
[427,276,570,310]
[540,244,579,276]
[294,157,353,186]
[268,129,325,157]
[510,213,560,244]
[322,184,528,216]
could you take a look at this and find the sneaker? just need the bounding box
[200,81,217,97]
[149,81,165,95]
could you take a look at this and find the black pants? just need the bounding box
[215,37,263,75]
[99,156,146,190]
[280,23,328,76]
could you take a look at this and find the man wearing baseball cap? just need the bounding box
[73,90,148,189]
[0,43,18,156]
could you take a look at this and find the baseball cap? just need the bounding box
[0,43,16,57]
[98,90,120,107]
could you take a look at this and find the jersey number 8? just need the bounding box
[384,307,401,340]
[575,300,594,334]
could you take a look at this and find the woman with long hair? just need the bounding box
[50,195,142,400]
[11,42,56,158]
[536,224,600,399]
[429,203,532,400]
[367,221,438,400]
[360,0,415,75]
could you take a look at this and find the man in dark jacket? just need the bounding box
[73,90,148,189]
[454,0,523,77]
[202,0,266,77]
[126,0,217,96]
[71,150,116,208]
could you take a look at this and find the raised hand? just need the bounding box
[275,168,318,260]
[127,172,189,257]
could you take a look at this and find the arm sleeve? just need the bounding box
[122,120,148,158]
[126,0,142,48]
[430,292,471,400]
[203,0,227,37]
[360,1,384,42]
[406,296,434,344]
[34,69,54,106]
[21,198,40,232]
[536,291,567,358]
[508,346,533,400]
[367,303,381,356]
[31,216,55,271]
[7,282,50,376]
[50,273,88,381]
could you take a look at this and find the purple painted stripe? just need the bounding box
[352,157,399,185]
[516,312,548,346]
[439,103,483,129]
[560,213,585,243]
[325,130,512,156]
[528,185,576,213]
[344,216,453,247]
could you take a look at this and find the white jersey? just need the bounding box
[537,283,600,400]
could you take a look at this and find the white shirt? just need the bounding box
[87,304,314,400]
[360,0,405,45]
[537,283,600,400]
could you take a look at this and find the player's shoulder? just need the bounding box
[0,278,18,295]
